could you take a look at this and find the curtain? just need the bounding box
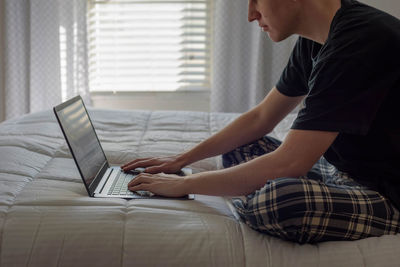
[211,0,297,113]
[2,0,90,120]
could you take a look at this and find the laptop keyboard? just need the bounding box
[107,170,151,197]
[108,171,135,196]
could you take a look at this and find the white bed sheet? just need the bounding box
[0,109,399,267]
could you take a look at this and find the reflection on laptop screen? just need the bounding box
[57,99,107,186]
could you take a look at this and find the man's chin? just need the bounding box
[266,31,291,43]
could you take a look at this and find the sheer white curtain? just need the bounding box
[211,0,296,113]
[2,0,90,120]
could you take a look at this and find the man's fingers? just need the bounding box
[122,158,160,171]
[145,165,166,174]
[127,174,153,187]
[128,184,149,192]
[121,158,151,168]
[122,158,152,169]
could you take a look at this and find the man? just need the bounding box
[122,0,400,243]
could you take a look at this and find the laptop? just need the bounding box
[54,95,194,200]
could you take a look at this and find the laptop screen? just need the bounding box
[55,97,107,187]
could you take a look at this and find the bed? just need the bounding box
[0,108,399,267]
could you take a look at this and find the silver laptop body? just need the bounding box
[54,95,193,200]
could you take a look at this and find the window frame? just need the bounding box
[86,0,213,93]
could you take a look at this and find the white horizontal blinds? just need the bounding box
[87,0,211,92]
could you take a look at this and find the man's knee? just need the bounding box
[222,136,281,168]
[222,150,240,168]
[232,178,321,243]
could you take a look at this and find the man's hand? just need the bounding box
[121,155,185,174]
[127,173,188,198]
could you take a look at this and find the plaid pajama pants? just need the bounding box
[223,136,400,243]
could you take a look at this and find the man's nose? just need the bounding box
[248,2,261,22]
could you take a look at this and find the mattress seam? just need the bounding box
[7,156,56,208]
[121,206,128,267]
[207,113,212,140]
[0,206,10,265]
[356,243,367,267]
[238,221,247,267]
[136,111,152,154]
[224,198,248,267]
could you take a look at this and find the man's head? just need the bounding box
[248,0,302,42]
[248,0,342,44]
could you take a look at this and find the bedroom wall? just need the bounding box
[363,0,400,18]
[0,0,4,122]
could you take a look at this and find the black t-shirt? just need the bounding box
[276,0,400,207]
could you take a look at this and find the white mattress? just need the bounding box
[0,109,399,267]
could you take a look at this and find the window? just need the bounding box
[87,0,212,92]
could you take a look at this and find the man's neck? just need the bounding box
[296,0,342,44]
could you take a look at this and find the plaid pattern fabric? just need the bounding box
[223,136,400,243]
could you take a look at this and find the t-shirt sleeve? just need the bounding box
[276,37,313,97]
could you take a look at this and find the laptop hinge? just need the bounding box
[88,161,109,196]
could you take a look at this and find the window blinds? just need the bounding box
[87,0,212,92]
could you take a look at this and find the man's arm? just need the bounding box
[122,87,305,173]
[128,129,339,197]
[183,129,338,196]
[179,87,305,166]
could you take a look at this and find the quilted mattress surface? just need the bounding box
[0,108,399,267]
